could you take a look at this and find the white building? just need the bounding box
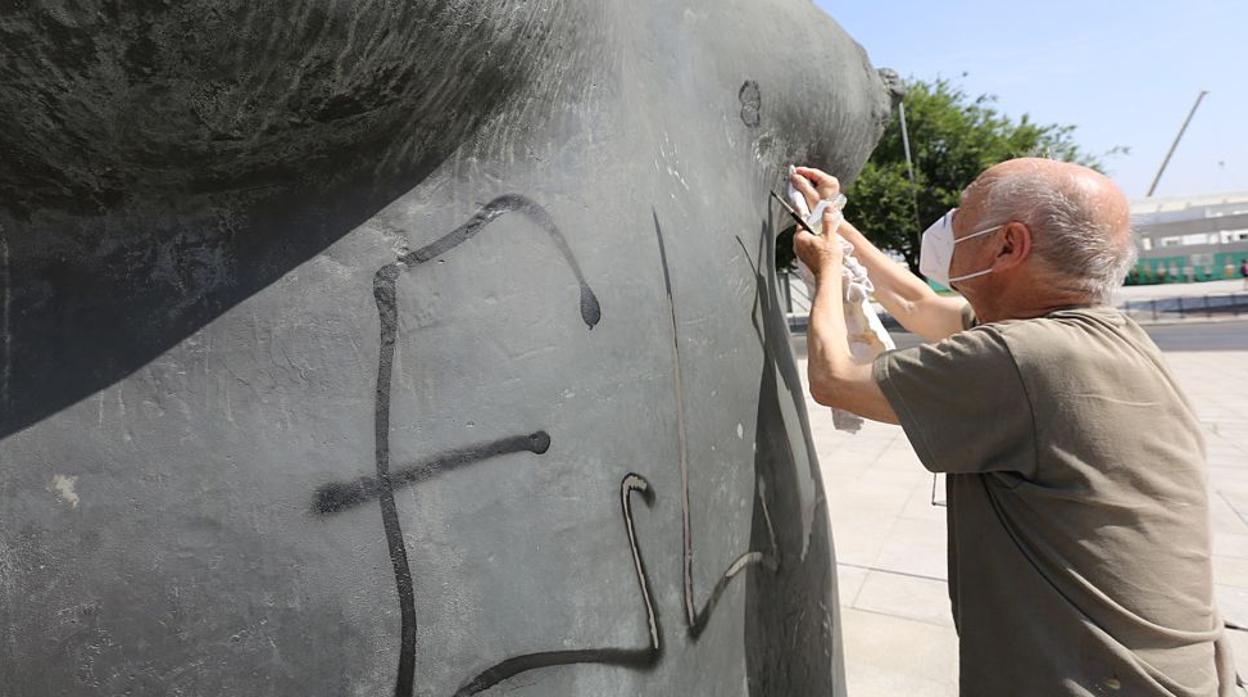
[1129,191,1248,283]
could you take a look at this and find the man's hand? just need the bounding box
[790,166,847,279]
[793,208,845,279]
[792,166,841,204]
[791,165,968,342]
[789,164,899,425]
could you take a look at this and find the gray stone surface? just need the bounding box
[0,2,893,696]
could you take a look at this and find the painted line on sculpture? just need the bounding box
[401,193,601,329]
[651,212,778,639]
[371,262,419,697]
[650,210,696,628]
[364,194,600,697]
[312,431,552,514]
[453,474,662,695]
[733,234,767,347]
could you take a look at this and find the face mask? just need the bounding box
[918,208,1003,288]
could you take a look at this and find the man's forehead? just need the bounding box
[962,171,996,204]
[957,176,992,222]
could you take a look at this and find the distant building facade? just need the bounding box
[1129,191,1248,284]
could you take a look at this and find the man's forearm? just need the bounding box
[804,269,899,424]
[806,267,852,399]
[837,221,966,342]
[837,222,937,316]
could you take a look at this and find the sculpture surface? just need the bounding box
[0,1,892,694]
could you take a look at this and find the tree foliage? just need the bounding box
[777,78,1107,272]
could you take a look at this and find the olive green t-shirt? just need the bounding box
[872,306,1238,697]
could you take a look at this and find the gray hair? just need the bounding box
[980,168,1137,304]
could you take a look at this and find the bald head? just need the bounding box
[962,158,1136,303]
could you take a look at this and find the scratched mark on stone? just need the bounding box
[49,474,80,509]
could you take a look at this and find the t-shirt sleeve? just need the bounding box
[872,326,1036,476]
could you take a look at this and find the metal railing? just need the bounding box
[784,269,1246,325]
[1119,293,1248,321]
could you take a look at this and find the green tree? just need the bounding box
[777,78,1111,274]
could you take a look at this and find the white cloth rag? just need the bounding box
[787,170,894,433]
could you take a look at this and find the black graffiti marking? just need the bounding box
[652,212,778,639]
[373,263,420,697]
[364,195,601,697]
[313,432,552,515]
[452,473,662,696]
[399,193,601,330]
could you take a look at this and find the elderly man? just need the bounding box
[792,159,1239,696]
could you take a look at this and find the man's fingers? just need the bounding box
[792,228,817,254]
[794,166,832,181]
[790,173,820,212]
[794,166,841,200]
[822,207,843,237]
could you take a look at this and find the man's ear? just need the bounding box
[992,221,1032,272]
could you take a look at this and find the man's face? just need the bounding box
[946,179,1002,288]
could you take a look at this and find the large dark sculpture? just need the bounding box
[0,2,893,694]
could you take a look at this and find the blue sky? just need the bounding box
[814,0,1247,199]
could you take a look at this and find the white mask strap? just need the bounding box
[952,224,1003,244]
[947,267,995,283]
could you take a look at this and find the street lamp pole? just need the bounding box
[1146,90,1209,198]
[898,99,922,243]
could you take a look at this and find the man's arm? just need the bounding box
[793,167,967,342]
[836,220,968,342]
[794,207,898,425]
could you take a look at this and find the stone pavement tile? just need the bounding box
[1214,556,1248,589]
[1207,438,1248,457]
[1211,493,1248,537]
[836,563,869,607]
[844,663,957,697]
[1214,532,1248,560]
[1210,474,1248,498]
[854,464,930,493]
[1205,394,1248,418]
[813,435,897,474]
[872,516,949,581]
[827,512,899,569]
[853,569,954,628]
[1218,489,1248,522]
[899,475,948,523]
[840,607,959,696]
[824,476,912,525]
[872,437,926,472]
[1214,424,1248,445]
[1218,584,1248,627]
[811,420,897,449]
[1208,442,1248,468]
[1165,353,1245,394]
[1197,405,1244,425]
[1217,490,1248,530]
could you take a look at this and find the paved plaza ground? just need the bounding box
[795,320,1248,695]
